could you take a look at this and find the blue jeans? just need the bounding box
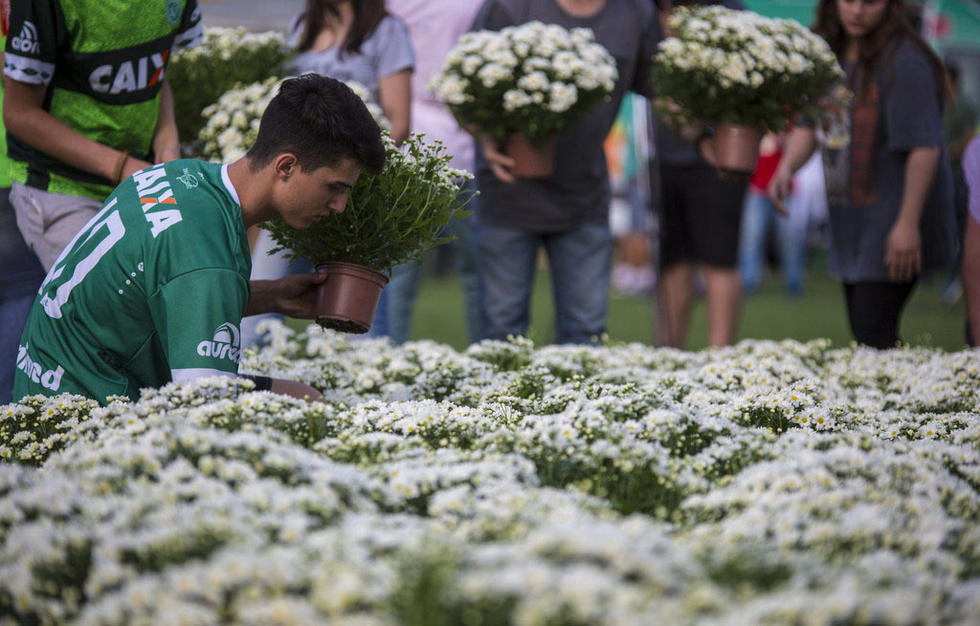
[476,222,612,345]
[738,190,806,296]
[367,183,483,344]
[0,293,36,404]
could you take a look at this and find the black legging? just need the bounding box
[843,280,916,349]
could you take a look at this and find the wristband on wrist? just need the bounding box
[242,375,273,391]
[111,150,129,185]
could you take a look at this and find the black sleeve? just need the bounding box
[4,0,63,85]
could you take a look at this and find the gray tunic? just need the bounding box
[287,14,415,102]
[472,0,662,232]
[823,39,955,282]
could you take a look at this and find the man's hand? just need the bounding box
[269,378,323,402]
[767,165,794,216]
[246,273,328,318]
[885,219,922,283]
[480,136,516,183]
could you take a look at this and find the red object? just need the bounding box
[749,149,782,192]
[1,1,9,37]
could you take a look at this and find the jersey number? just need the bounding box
[40,198,126,319]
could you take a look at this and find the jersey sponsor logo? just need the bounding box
[165,0,182,25]
[133,163,183,237]
[177,168,199,189]
[89,50,170,96]
[10,21,39,55]
[197,322,242,364]
[16,342,66,391]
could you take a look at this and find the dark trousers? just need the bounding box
[843,280,916,349]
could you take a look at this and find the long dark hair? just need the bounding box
[297,0,387,57]
[813,0,947,104]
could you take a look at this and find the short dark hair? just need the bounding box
[247,74,385,174]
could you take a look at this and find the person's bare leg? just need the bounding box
[657,263,694,348]
[703,266,741,347]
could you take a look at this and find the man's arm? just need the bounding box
[152,79,181,163]
[242,374,323,401]
[2,76,152,182]
[768,126,817,213]
[245,272,329,318]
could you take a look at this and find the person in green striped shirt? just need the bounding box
[3,0,202,271]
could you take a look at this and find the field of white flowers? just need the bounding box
[2,321,979,625]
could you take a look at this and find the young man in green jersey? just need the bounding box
[12,74,386,404]
[2,0,201,271]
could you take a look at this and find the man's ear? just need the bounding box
[273,153,299,181]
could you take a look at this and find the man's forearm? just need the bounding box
[153,79,180,162]
[245,279,281,317]
[3,76,125,180]
[781,126,817,175]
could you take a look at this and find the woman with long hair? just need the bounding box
[769,0,956,348]
[289,0,413,144]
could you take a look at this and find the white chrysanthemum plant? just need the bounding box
[2,333,980,624]
[653,6,844,131]
[651,6,844,173]
[429,20,617,174]
[652,6,844,133]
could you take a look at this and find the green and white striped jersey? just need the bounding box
[3,0,201,199]
[14,159,252,404]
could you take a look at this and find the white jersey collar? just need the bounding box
[220,164,242,207]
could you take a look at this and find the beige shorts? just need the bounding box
[10,182,104,271]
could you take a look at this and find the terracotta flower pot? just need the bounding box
[505,133,557,178]
[314,261,389,334]
[710,124,763,175]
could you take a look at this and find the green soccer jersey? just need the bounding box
[13,159,252,404]
[3,0,201,199]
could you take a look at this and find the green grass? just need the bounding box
[405,264,968,352]
[292,262,969,352]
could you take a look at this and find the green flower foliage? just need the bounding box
[263,133,474,273]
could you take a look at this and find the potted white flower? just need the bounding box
[429,20,618,178]
[200,79,469,333]
[651,6,844,173]
[262,133,472,333]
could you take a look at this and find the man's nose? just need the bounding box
[332,191,349,213]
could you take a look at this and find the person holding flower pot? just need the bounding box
[469,0,663,345]
[769,0,956,349]
[245,0,414,347]
[650,0,749,350]
[13,75,386,405]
